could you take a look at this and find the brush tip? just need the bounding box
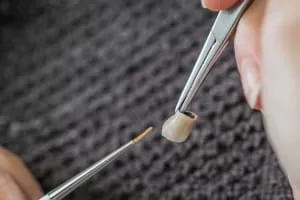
[132,127,153,143]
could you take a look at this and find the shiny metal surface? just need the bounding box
[175,0,252,112]
[39,141,133,200]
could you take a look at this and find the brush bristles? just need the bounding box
[132,127,153,143]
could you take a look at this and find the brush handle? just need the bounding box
[39,141,133,200]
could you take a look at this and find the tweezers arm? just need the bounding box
[175,33,216,111]
[175,0,252,112]
[212,0,252,42]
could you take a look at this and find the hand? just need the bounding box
[202,0,300,198]
[0,147,42,200]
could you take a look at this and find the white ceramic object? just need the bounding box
[162,111,198,143]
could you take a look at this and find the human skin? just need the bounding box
[1,0,300,199]
[203,0,265,110]
[202,0,300,198]
[0,147,42,200]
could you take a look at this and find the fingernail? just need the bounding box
[0,172,26,200]
[240,59,261,109]
[201,0,207,8]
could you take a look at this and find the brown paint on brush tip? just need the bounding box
[132,127,153,143]
[162,111,198,143]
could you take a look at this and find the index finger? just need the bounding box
[0,147,43,200]
[202,0,240,10]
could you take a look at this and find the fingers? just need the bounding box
[0,147,43,200]
[234,0,266,109]
[201,0,265,109]
[201,0,239,10]
[0,172,26,200]
[262,0,300,194]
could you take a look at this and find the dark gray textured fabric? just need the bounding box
[0,0,293,199]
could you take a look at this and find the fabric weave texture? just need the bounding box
[0,0,292,199]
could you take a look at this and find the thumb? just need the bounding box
[201,0,239,10]
[262,0,300,194]
[0,147,43,200]
[0,172,27,200]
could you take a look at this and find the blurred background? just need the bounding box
[0,0,292,199]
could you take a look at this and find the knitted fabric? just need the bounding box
[0,0,292,199]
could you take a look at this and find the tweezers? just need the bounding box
[175,0,253,112]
